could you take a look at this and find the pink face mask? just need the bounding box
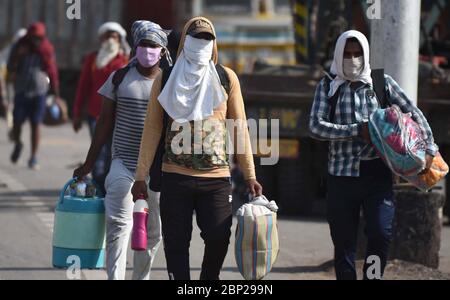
[135,46,162,68]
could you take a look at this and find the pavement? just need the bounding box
[0,120,448,280]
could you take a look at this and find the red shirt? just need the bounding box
[73,52,128,119]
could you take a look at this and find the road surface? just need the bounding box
[0,120,448,280]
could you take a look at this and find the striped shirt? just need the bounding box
[98,66,156,174]
[309,74,438,177]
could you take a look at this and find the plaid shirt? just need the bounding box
[309,74,438,177]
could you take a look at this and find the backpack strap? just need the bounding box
[112,65,131,98]
[161,66,174,90]
[215,64,231,95]
[160,67,171,130]
[160,66,173,130]
[370,68,388,108]
[323,74,340,122]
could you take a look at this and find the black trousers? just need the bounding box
[160,172,233,280]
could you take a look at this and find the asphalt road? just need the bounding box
[0,120,448,280]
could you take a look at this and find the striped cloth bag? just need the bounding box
[235,196,279,280]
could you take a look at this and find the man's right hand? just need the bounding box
[73,163,92,181]
[131,181,148,202]
[73,117,82,133]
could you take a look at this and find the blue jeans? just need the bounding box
[87,116,111,195]
[327,159,395,280]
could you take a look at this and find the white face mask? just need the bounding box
[183,35,213,65]
[96,38,120,68]
[102,38,120,53]
[343,56,364,81]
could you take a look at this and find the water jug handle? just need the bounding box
[59,178,76,204]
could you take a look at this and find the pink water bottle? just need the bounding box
[131,194,149,251]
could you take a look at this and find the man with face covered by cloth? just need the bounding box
[74,20,171,280]
[309,30,438,280]
[132,17,263,280]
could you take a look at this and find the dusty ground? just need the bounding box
[314,259,450,280]
[382,260,450,280]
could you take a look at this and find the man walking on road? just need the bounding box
[7,22,60,170]
[132,17,262,280]
[309,30,438,280]
[73,20,171,280]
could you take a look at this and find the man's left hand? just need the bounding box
[246,179,263,198]
[419,154,434,175]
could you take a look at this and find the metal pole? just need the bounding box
[192,0,202,17]
[370,0,421,105]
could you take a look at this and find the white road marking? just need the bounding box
[23,201,48,207]
[0,169,28,191]
[0,170,54,228]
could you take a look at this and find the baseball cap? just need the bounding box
[187,19,215,39]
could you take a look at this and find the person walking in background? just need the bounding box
[0,28,27,132]
[72,22,130,194]
[131,17,262,280]
[309,30,438,280]
[73,20,171,280]
[7,22,60,170]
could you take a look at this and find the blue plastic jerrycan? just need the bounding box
[52,178,106,269]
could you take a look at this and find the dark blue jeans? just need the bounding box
[327,159,395,280]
